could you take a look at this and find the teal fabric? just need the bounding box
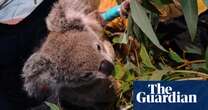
[101,5,121,22]
[0,0,43,22]
[205,0,208,6]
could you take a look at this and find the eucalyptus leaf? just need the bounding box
[130,0,167,52]
[112,33,128,44]
[151,0,173,6]
[169,49,183,63]
[141,0,161,14]
[180,0,198,41]
[140,43,156,69]
[114,64,125,80]
[149,69,170,80]
[205,47,208,68]
[121,81,131,93]
[127,15,134,37]
[184,44,202,55]
[124,70,135,81]
[125,60,141,74]
[45,102,60,110]
[192,63,207,71]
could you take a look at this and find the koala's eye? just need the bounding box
[96,44,101,51]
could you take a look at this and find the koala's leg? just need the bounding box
[22,52,57,100]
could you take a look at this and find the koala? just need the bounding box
[22,0,117,110]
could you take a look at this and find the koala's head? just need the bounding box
[39,31,115,82]
[22,0,117,109]
[23,31,116,109]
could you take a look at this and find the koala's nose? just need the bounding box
[99,60,114,76]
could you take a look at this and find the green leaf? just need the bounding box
[112,33,128,44]
[169,49,184,63]
[130,0,167,52]
[180,0,198,41]
[124,70,136,81]
[151,0,173,6]
[205,47,208,68]
[121,81,131,93]
[45,102,60,110]
[114,64,125,80]
[140,44,156,69]
[127,15,134,37]
[141,1,161,14]
[184,44,202,55]
[192,63,207,71]
[149,69,170,80]
[132,22,143,39]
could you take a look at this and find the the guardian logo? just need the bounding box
[136,83,197,104]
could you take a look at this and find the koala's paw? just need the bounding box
[22,52,57,99]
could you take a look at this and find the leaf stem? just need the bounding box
[177,60,205,69]
[171,70,208,78]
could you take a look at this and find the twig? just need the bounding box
[171,70,208,78]
[177,77,207,81]
[120,104,133,110]
[176,60,205,69]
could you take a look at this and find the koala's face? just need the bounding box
[40,31,114,78]
[23,31,116,109]
[23,0,117,109]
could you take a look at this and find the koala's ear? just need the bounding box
[22,52,57,99]
[87,0,100,12]
[46,3,67,32]
[46,3,88,32]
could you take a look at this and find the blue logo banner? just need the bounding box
[133,81,208,110]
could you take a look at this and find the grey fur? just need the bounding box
[22,0,116,109]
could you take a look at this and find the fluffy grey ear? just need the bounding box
[22,52,57,99]
[46,3,66,32]
[46,3,86,32]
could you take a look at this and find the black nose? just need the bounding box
[99,60,114,76]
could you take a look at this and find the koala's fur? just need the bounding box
[46,0,102,33]
[22,0,117,110]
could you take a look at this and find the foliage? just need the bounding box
[45,102,60,110]
[46,0,208,110]
[180,0,198,41]
[104,0,208,109]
